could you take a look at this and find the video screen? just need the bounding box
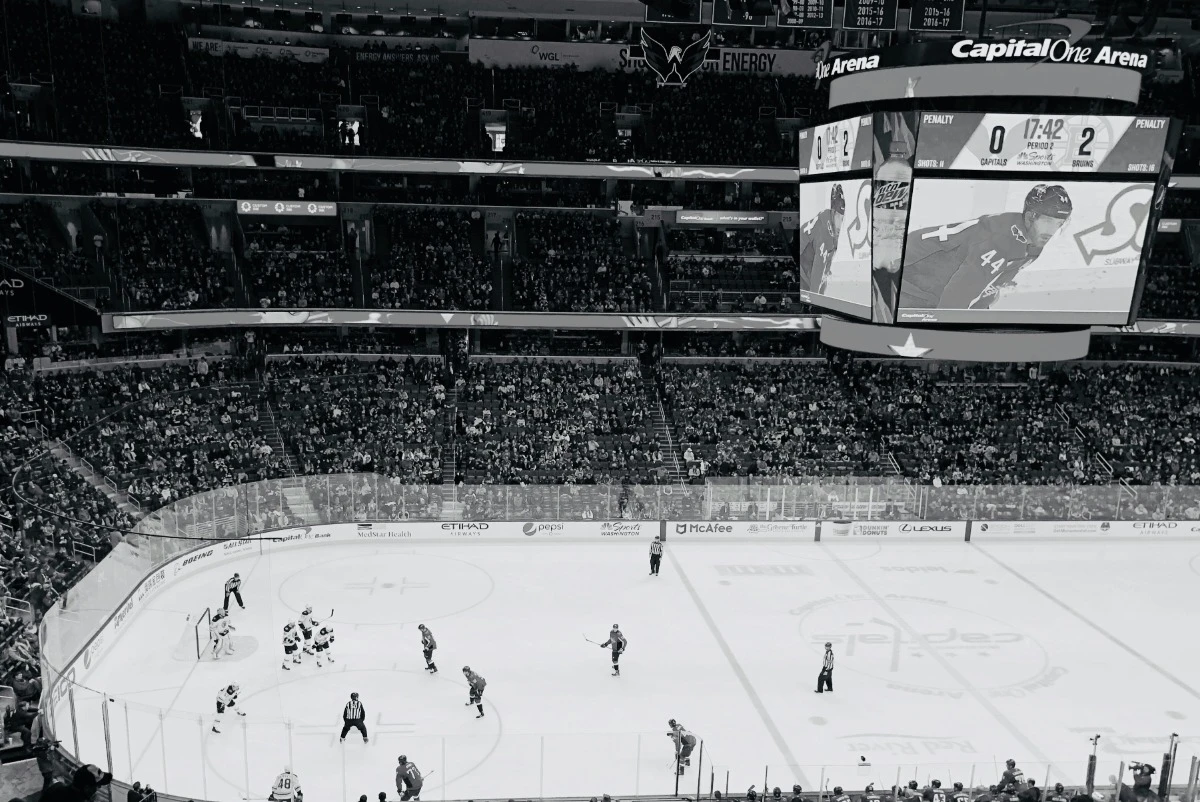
[895,178,1155,325]
[796,178,873,318]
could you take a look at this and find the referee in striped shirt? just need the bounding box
[649,535,663,576]
[815,642,834,693]
[340,692,368,743]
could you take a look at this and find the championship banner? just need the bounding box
[468,37,821,77]
[188,38,329,64]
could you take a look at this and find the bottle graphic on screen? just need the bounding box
[873,141,913,274]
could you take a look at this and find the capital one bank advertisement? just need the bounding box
[469,38,820,77]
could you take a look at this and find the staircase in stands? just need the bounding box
[639,367,688,485]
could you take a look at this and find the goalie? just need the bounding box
[270,767,302,802]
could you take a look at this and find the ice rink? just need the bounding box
[57,538,1200,802]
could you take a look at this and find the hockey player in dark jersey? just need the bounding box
[923,780,946,802]
[899,184,1073,311]
[832,787,852,802]
[950,782,970,802]
[797,183,846,295]
[599,625,627,676]
[999,759,1025,793]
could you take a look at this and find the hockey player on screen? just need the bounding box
[211,682,245,733]
[599,625,627,676]
[418,624,438,673]
[796,182,845,295]
[282,620,302,670]
[899,184,1073,311]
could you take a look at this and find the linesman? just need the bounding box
[340,692,368,743]
[649,536,663,576]
[224,572,245,612]
[815,642,834,693]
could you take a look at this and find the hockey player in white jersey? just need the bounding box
[282,620,302,670]
[208,612,222,659]
[212,683,245,733]
[299,607,316,654]
[213,610,236,657]
[270,767,302,802]
[313,622,335,667]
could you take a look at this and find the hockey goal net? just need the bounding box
[172,607,212,660]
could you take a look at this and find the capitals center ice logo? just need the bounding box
[792,595,1065,698]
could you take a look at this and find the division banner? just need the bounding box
[468,37,821,77]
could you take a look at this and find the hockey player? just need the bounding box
[668,719,697,776]
[1000,760,1024,793]
[313,622,335,667]
[833,787,852,802]
[901,781,922,800]
[951,782,970,802]
[269,767,302,802]
[418,625,437,673]
[462,666,486,718]
[923,780,946,802]
[862,784,883,802]
[208,611,222,659]
[1045,784,1069,802]
[396,755,423,801]
[599,625,627,676]
[215,610,236,656]
[299,607,316,653]
[796,182,846,295]
[212,683,244,733]
[282,620,302,670]
[900,184,1072,312]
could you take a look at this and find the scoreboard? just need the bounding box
[797,115,874,177]
[914,113,1170,174]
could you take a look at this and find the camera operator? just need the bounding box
[1126,762,1156,802]
[42,764,113,802]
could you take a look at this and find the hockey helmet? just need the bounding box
[418,624,427,631]
[304,605,313,614]
[865,786,875,794]
[932,781,942,789]
[1055,785,1064,794]
[1006,759,1016,769]
[954,784,964,792]
[462,666,471,673]
[793,786,802,794]
[398,755,407,764]
[668,718,678,727]
[909,781,919,790]
[287,620,296,628]
[229,683,239,693]
[612,624,619,630]
[834,788,843,795]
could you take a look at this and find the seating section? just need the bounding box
[269,356,446,485]
[107,203,234,311]
[243,223,353,308]
[370,208,491,309]
[455,360,663,486]
[512,212,653,312]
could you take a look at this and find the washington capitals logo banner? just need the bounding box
[640,28,711,87]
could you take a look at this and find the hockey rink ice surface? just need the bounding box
[60,539,1200,801]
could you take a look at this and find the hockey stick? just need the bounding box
[583,635,604,646]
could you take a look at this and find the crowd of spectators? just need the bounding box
[243,223,354,308]
[1140,251,1199,320]
[0,202,96,289]
[454,360,664,486]
[108,204,234,311]
[370,208,491,310]
[511,212,653,312]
